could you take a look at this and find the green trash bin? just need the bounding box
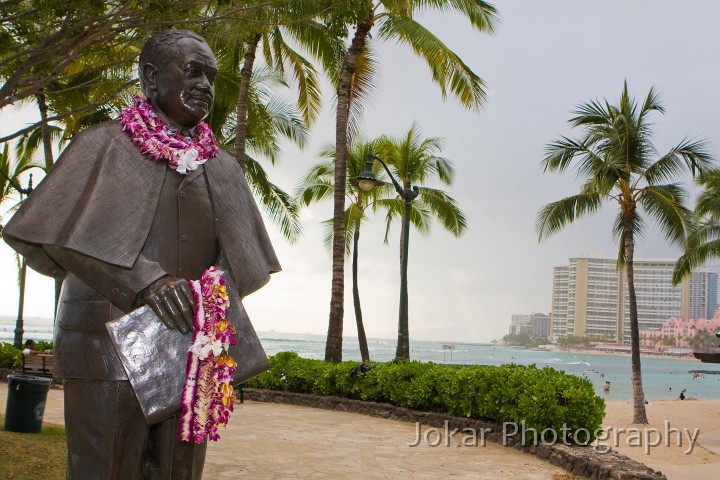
[4,374,53,433]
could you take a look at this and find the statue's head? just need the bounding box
[139,30,217,129]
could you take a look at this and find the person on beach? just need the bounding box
[3,30,280,479]
[603,381,610,392]
[21,339,37,356]
[679,389,686,400]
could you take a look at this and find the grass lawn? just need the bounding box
[0,414,67,479]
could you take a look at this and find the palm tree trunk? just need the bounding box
[395,188,411,361]
[624,211,648,424]
[325,16,373,363]
[36,90,61,318]
[36,90,53,171]
[352,223,370,362]
[235,33,261,171]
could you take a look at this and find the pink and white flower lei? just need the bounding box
[179,267,237,443]
[119,96,219,174]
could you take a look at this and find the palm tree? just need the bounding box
[203,1,336,171]
[375,123,467,361]
[536,81,712,424]
[324,0,497,362]
[206,66,307,242]
[296,139,389,362]
[0,143,44,348]
[673,169,720,283]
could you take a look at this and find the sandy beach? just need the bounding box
[562,348,700,363]
[603,399,720,479]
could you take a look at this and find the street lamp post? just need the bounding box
[0,170,33,349]
[355,150,419,361]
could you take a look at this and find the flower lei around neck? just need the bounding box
[119,96,219,174]
[179,267,237,443]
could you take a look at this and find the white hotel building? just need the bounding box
[550,255,717,341]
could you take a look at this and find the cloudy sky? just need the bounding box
[2,1,720,344]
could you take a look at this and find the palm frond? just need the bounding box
[378,197,404,244]
[295,160,335,206]
[408,199,432,235]
[282,20,346,83]
[637,84,665,123]
[346,42,381,141]
[674,238,720,285]
[376,15,488,112]
[570,98,612,128]
[433,0,498,32]
[542,136,590,173]
[278,40,323,127]
[245,156,302,243]
[536,193,603,241]
[638,184,691,246]
[645,137,713,183]
[417,186,467,236]
[695,169,720,218]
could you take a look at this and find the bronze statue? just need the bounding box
[3,30,280,479]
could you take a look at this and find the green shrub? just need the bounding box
[0,342,22,369]
[35,340,54,352]
[247,353,606,443]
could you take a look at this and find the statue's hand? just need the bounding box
[140,276,194,334]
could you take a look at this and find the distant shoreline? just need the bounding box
[560,347,701,363]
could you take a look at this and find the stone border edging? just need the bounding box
[243,388,666,480]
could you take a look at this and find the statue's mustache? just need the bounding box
[185,92,212,105]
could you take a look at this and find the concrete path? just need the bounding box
[1,382,570,479]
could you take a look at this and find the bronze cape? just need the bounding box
[4,121,281,380]
[4,121,280,297]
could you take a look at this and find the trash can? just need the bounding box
[4,374,53,433]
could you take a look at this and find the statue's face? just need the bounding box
[151,37,217,129]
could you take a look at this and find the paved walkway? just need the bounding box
[1,381,570,479]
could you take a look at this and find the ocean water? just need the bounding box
[3,316,718,401]
[0,316,55,344]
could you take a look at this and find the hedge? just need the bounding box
[0,342,22,369]
[245,351,606,443]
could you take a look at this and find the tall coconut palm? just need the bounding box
[207,66,307,242]
[203,0,336,171]
[673,169,720,284]
[296,139,389,362]
[375,123,467,361]
[324,0,498,362]
[536,82,712,424]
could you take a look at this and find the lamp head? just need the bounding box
[356,159,378,192]
[353,152,385,192]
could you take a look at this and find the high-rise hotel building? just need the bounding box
[550,255,718,341]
